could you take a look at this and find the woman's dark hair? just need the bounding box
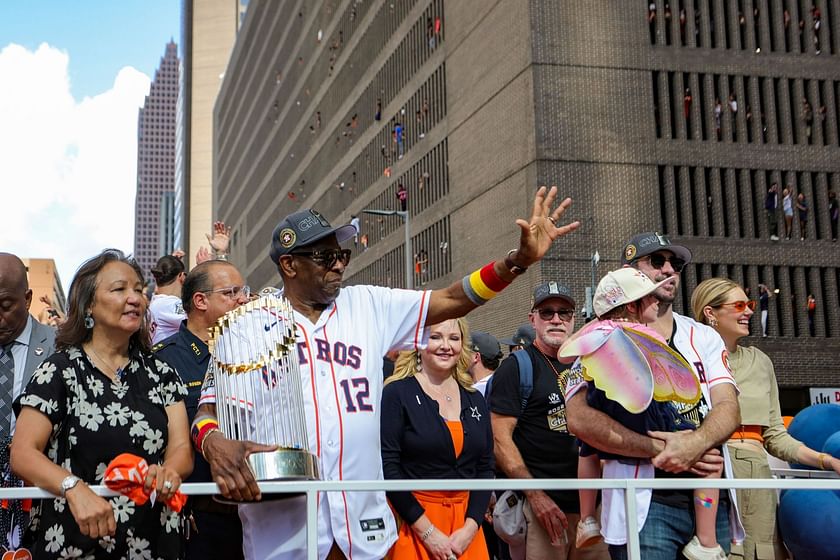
[150,255,185,287]
[56,249,150,352]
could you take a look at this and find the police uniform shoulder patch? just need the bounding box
[152,339,175,353]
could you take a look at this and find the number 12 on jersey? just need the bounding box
[339,377,374,413]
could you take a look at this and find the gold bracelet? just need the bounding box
[200,428,222,458]
[818,452,828,470]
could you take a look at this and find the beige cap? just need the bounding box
[593,268,672,317]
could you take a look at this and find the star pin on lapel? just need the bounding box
[470,406,481,421]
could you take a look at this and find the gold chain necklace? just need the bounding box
[535,347,564,379]
[85,344,128,379]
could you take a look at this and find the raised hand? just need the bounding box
[206,221,232,256]
[513,186,580,267]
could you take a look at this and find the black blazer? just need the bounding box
[380,376,494,525]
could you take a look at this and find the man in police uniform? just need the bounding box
[153,259,252,559]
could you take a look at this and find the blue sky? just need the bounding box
[0,1,180,99]
[0,1,181,290]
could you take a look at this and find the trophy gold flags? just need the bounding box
[208,293,319,482]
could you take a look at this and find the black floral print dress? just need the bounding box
[14,346,188,559]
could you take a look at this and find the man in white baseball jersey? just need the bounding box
[193,187,579,560]
[564,232,744,559]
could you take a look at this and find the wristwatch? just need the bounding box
[504,249,528,275]
[60,475,82,497]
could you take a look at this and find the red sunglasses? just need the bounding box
[718,300,756,312]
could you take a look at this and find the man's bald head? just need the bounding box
[0,253,33,345]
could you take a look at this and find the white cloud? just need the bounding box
[0,42,151,290]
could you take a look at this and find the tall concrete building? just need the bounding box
[213,0,840,410]
[134,41,179,283]
[174,0,244,266]
[22,258,66,325]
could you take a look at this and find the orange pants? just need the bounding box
[390,491,489,560]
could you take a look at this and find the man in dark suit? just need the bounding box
[0,253,57,438]
[0,252,56,551]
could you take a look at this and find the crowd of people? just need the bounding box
[1,187,838,559]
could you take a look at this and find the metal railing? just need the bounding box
[2,471,838,559]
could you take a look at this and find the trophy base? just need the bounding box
[248,447,320,481]
[214,447,319,504]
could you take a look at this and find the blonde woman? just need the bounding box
[381,318,493,560]
[691,278,840,560]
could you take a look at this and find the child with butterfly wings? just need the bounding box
[560,268,726,560]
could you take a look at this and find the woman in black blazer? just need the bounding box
[381,318,494,560]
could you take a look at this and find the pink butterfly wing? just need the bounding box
[558,327,612,358]
[580,329,654,414]
[622,327,700,405]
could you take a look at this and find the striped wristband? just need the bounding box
[191,416,221,454]
[462,262,512,305]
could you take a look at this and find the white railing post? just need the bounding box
[306,489,319,560]
[624,480,641,560]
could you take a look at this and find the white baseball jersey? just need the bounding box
[149,293,185,344]
[200,285,431,559]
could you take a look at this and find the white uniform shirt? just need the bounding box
[564,313,744,545]
[201,285,431,560]
[149,293,185,344]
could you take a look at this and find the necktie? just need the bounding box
[0,344,15,439]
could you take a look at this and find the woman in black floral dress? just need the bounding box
[11,250,192,559]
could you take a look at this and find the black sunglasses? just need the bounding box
[291,248,352,269]
[535,307,575,321]
[642,253,686,273]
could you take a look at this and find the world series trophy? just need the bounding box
[208,293,319,483]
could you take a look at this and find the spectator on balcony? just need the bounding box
[758,284,771,337]
[803,100,813,140]
[350,215,361,247]
[395,122,405,159]
[397,183,408,212]
[782,187,794,240]
[807,294,816,336]
[829,190,839,241]
[796,192,809,240]
[683,88,692,119]
[414,249,429,286]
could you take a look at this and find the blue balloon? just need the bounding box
[779,490,840,559]
[823,432,840,459]
[787,404,840,468]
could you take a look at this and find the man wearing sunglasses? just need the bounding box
[565,232,744,559]
[490,282,610,559]
[195,187,580,560]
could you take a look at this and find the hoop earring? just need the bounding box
[84,311,95,330]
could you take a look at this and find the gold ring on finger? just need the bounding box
[548,216,557,225]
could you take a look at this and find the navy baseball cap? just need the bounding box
[499,324,536,347]
[531,281,575,309]
[469,331,503,360]
[621,232,692,265]
[269,209,357,263]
